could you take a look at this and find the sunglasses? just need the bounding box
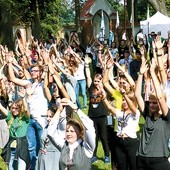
[31,70,40,73]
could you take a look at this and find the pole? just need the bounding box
[147,4,150,36]
[124,0,126,31]
[132,0,134,38]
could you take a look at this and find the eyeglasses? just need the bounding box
[119,82,126,85]
[30,70,40,73]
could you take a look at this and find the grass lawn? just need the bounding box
[0,148,7,170]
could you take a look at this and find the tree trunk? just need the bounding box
[127,0,138,22]
[0,1,14,50]
[31,0,41,40]
[147,0,167,15]
[75,0,82,42]
[75,0,81,32]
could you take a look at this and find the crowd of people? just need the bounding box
[0,29,170,170]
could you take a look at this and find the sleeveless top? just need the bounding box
[88,85,108,117]
[59,141,91,170]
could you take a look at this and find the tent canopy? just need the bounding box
[140,11,170,39]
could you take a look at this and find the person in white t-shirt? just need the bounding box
[7,54,48,170]
[136,29,144,43]
[102,89,140,170]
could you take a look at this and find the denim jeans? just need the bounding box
[75,79,87,109]
[27,118,43,170]
[9,148,26,170]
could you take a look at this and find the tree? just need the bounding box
[147,0,167,15]
[0,0,14,49]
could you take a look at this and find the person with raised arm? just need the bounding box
[6,52,48,170]
[85,54,110,163]
[135,57,170,169]
[47,98,95,170]
[36,104,67,170]
[102,84,140,170]
[1,88,30,170]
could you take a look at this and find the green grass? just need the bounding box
[0,149,7,170]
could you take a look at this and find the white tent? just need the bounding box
[140,11,170,39]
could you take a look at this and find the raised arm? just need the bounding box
[60,98,96,157]
[103,57,119,93]
[0,73,8,102]
[154,39,167,85]
[43,65,52,102]
[18,87,30,117]
[150,58,168,116]
[84,54,92,88]
[0,102,8,117]
[6,53,28,87]
[47,107,66,149]
[49,61,70,99]
[168,40,170,69]
[121,89,137,114]
[134,57,147,112]
[115,61,135,90]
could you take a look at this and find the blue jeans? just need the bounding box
[9,148,26,170]
[75,79,87,109]
[27,118,42,170]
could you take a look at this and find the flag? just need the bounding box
[130,13,132,24]
[100,10,105,42]
[116,11,120,28]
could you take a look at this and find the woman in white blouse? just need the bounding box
[47,98,96,170]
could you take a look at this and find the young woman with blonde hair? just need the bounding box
[1,93,30,170]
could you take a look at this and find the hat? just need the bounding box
[150,32,157,36]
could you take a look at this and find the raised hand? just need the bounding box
[115,62,126,73]
[40,49,49,64]
[60,98,77,110]
[140,46,145,56]
[150,58,157,73]
[84,54,90,65]
[155,37,165,50]
[106,57,114,69]
[120,88,126,95]
[5,52,14,63]
[49,61,56,74]
[140,57,148,74]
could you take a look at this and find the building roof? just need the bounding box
[80,0,95,18]
[80,0,116,19]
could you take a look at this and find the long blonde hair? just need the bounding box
[8,99,27,128]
